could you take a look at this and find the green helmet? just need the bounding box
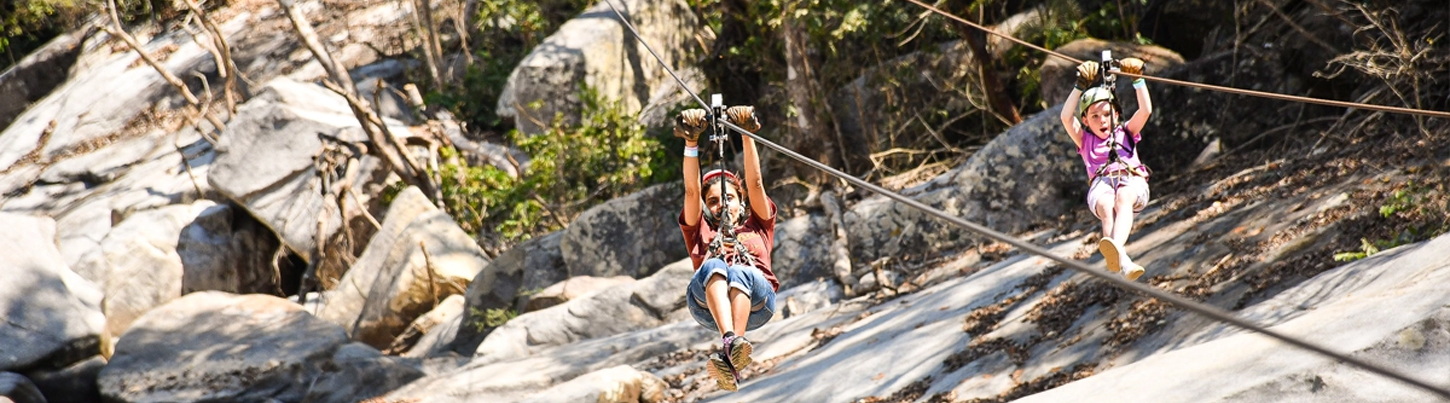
[1077,87,1116,117]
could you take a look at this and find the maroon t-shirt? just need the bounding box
[678,198,779,291]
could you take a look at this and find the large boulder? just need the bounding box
[844,106,1079,267]
[514,365,667,403]
[97,292,351,403]
[496,0,706,135]
[0,28,87,136]
[1038,39,1185,107]
[72,201,217,338]
[471,259,694,365]
[561,183,686,279]
[22,355,104,403]
[0,372,45,403]
[523,275,637,313]
[208,77,397,274]
[0,213,105,373]
[301,343,425,403]
[771,214,837,289]
[178,202,285,295]
[315,186,489,348]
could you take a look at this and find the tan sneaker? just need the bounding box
[706,352,738,391]
[1123,261,1146,281]
[1098,238,1122,273]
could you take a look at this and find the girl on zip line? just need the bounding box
[1060,57,1153,281]
[675,105,778,391]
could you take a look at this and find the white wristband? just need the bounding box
[1132,78,1147,90]
[684,146,699,158]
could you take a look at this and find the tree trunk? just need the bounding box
[780,15,846,181]
[949,4,1022,125]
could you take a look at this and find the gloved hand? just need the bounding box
[1119,57,1145,76]
[1075,60,1100,90]
[674,108,708,142]
[725,105,761,133]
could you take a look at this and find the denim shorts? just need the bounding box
[686,258,777,332]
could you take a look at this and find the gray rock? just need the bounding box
[1017,234,1450,403]
[844,107,1079,268]
[387,321,711,403]
[74,201,216,338]
[561,183,686,279]
[22,355,103,403]
[497,0,705,135]
[0,27,86,131]
[0,213,105,372]
[393,295,466,357]
[98,292,350,403]
[316,186,489,348]
[523,275,637,313]
[179,202,284,296]
[208,77,396,268]
[771,214,838,289]
[471,260,693,365]
[0,372,45,403]
[773,278,845,320]
[302,342,425,403]
[514,365,667,403]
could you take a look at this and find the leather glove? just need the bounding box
[1075,61,1099,90]
[725,105,761,133]
[1119,57,1145,76]
[674,108,707,142]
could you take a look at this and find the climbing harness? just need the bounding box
[1082,52,1150,182]
[699,94,760,269]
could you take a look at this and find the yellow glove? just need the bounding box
[1119,57,1145,76]
[1076,61,1100,90]
[725,105,761,133]
[674,108,708,142]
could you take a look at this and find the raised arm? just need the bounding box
[1061,60,1099,149]
[1119,58,1153,135]
[727,106,771,220]
[676,109,708,227]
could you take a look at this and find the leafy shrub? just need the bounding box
[431,85,672,250]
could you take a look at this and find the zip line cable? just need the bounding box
[598,0,1450,398]
[903,0,1450,120]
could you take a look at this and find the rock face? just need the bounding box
[471,260,694,365]
[177,202,285,296]
[561,183,686,279]
[208,77,396,272]
[315,186,490,348]
[0,372,46,403]
[523,275,637,313]
[97,292,351,403]
[844,107,1079,266]
[0,213,105,373]
[1018,234,1450,403]
[496,0,705,135]
[72,201,219,338]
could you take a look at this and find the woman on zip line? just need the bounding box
[675,105,778,391]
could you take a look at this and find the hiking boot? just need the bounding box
[1098,238,1123,273]
[706,352,738,391]
[723,334,754,370]
[1123,261,1146,281]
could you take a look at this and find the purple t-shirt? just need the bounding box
[1078,125,1146,180]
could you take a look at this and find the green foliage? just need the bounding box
[1379,182,1424,218]
[426,0,590,132]
[1334,181,1448,262]
[466,307,518,332]
[432,85,671,245]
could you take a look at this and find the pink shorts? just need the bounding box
[1087,174,1150,219]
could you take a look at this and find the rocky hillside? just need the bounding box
[0,0,1447,403]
